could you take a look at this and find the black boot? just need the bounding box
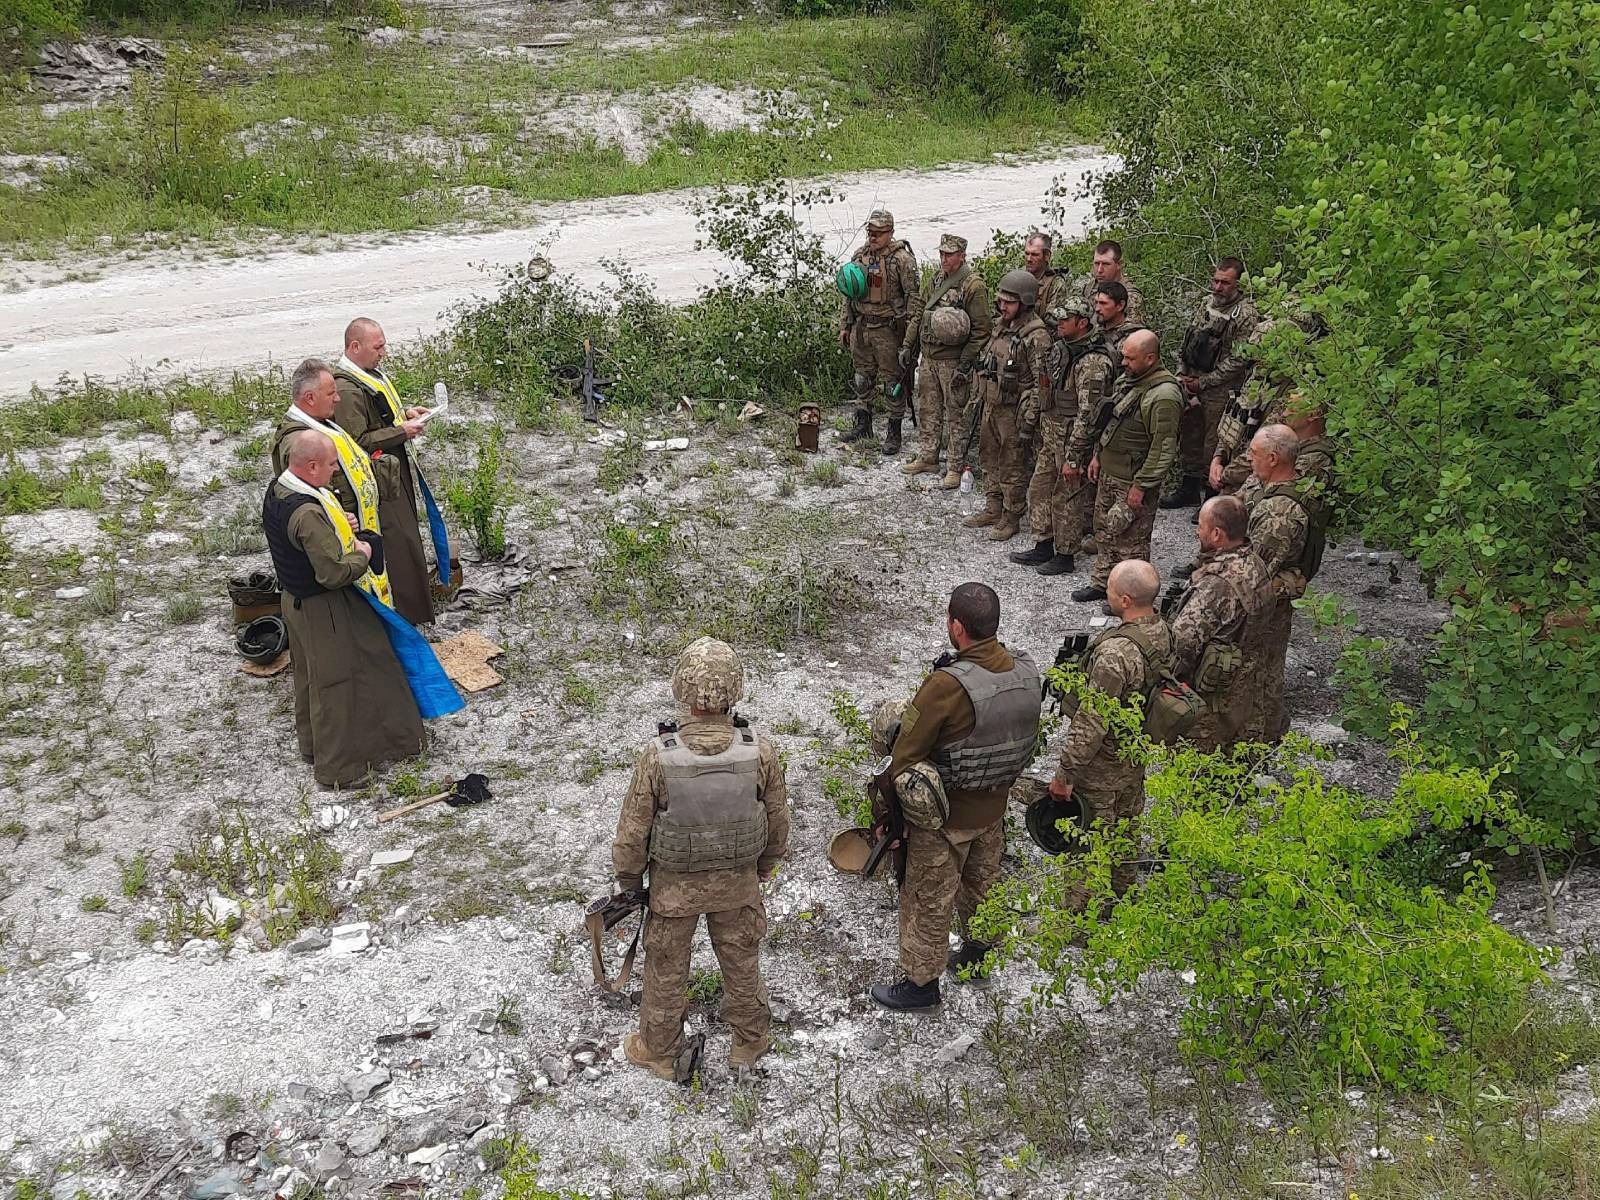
[1009,538,1053,566]
[1160,475,1203,508]
[947,940,993,978]
[1190,485,1215,524]
[1036,553,1076,576]
[881,418,903,456]
[1072,583,1108,603]
[869,976,941,1012]
[843,407,873,443]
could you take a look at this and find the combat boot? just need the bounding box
[962,496,1001,528]
[1009,538,1054,566]
[869,976,941,1013]
[1072,583,1108,603]
[624,1032,678,1082]
[903,455,938,476]
[947,940,993,978]
[988,512,1021,541]
[939,470,962,489]
[1160,476,1203,508]
[842,407,873,444]
[1036,553,1076,576]
[881,418,903,456]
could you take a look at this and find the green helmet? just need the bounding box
[835,261,868,300]
[997,269,1039,309]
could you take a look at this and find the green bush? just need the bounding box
[1,0,79,38]
[443,428,511,559]
[975,677,1555,1092]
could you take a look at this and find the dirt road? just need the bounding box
[0,151,1109,398]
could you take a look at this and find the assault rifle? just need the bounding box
[865,754,907,886]
[585,886,648,992]
[581,337,607,424]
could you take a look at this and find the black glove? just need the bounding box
[1019,432,1036,455]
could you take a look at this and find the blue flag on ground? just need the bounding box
[418,472,452,587]
[361,591,465,720]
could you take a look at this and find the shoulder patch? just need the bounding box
[899,702,921,739]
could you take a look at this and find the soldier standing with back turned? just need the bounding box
[612,638,789,1081]
[839,210,921,455]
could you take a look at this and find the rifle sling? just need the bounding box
[587,903,645,993]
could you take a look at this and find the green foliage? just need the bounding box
[915,0,1086,102]
[976,699,1555,1093]
[820,690,873,824]
[117,849,149,897]
[0,0,78,39]
[444,428,511,559]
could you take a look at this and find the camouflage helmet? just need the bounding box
[869,698,905,758]
[1048,296,1092,324]
[671,637,744,711]
[997,269,1039,309]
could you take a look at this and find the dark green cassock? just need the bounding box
[331,370,436,626]
[266,480,424,788]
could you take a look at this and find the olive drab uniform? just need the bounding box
[1168,545,1270,751]
[1090,365,1184,589]
[612,714,789,1076]
[1027,333,1112,553]
[1241,483,1312,742]
[1176,292,1261,486]
[884,639,1040,985]
[840,238,921,418]
[902,244,992,474]
[1077,274,1146,327]
[1055,613,1174,900]
[969,312,1051,537]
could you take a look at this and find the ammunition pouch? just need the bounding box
[1182,324,1225,374]
[1192,642,1243,696]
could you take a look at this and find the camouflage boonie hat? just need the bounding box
[671,637,744,711]
[866,209,895,232]
[1048,296,1092,323]
[869,698,905,758]
[938,233,968,254]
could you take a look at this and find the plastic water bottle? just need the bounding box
[433,381,448,407]
[959,468,973,493]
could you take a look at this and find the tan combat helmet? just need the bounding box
[671,637,744,711]
[997,268,1039,310]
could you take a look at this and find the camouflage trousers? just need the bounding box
[636,904,771,1070]
[1090,475,1161,589]
[979,399,1028,517]
[1243,598,1294,742]
[1027,412,1095,546]
[1069,771,1145,909]
[1179,388,1231,479]
[849,320,908,419]
[899,821,1004,986]
[914,358,973,469]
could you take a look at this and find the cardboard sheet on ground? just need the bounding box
[240,651,291,678]
[434,630,505,692]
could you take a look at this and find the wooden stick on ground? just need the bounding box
[377,788,452,824]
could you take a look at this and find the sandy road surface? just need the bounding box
[0,151,1109,398]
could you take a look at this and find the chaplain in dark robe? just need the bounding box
[263,429,424,789]
[331,317,436,626]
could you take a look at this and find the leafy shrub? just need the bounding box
[1,0,79,39]
[975,682,1555,1092]
[444,428,511,558]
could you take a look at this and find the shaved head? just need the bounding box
[343,317,381,349]
[1121,329,1160,374]
[286,429,334,467]
[1109,559,1160,611]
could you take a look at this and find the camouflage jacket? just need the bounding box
[1295,436,1335,491]
[1170,545,1270,678]
[905,267,992,365]
[977,314,1052,432]
[612,713,789,918]
[1033,269,1067,324]
[1097,366,1184,489]
[1245,482,1311,600]
[1056,614,1172,786]
[840,239,920,329]
[1076,273,1146,326]
[1178,293,1261,395]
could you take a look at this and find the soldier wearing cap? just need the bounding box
[612,637,789,1081]
[1012,297,1114,576]
[900,233,992,486]
[962,269,1051,542]
[839,209,922,455]
[869,583,1040,1012]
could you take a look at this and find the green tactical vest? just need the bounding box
[648,725,768,873]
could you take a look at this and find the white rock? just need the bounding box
[407,1144,448,1165]
[370,848,415,868]
[202,892,242,925]
[935,1034,977,1065]
[329,922,372,954]
[664,437,690,451]
[53,586,88,600]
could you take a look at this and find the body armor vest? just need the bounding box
[262,486,329,602]
[930,650,1042,792]
[648,724,768,873]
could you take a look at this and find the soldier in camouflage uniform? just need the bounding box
[1091,281,1148,372]
[613,638,790,1080]
[1072,330,1183,604]
[961,270,1052,543]
[1050,559,1170,903]
[1023,232,1066,324]
[1209,312,1327,495]
[901,234,993,486]
[870,583,1040,1012]
[1167,496,1269,752]
[1074,238,1146,328]
[1288,405,1335,492]
[1011,298,1112,576]
[1239,426,1310,742]
[839,209,922,455]
[1167,258,1262,509]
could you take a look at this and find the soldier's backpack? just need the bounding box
[1260,481,1329,585]
[1050,623,1202,744]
